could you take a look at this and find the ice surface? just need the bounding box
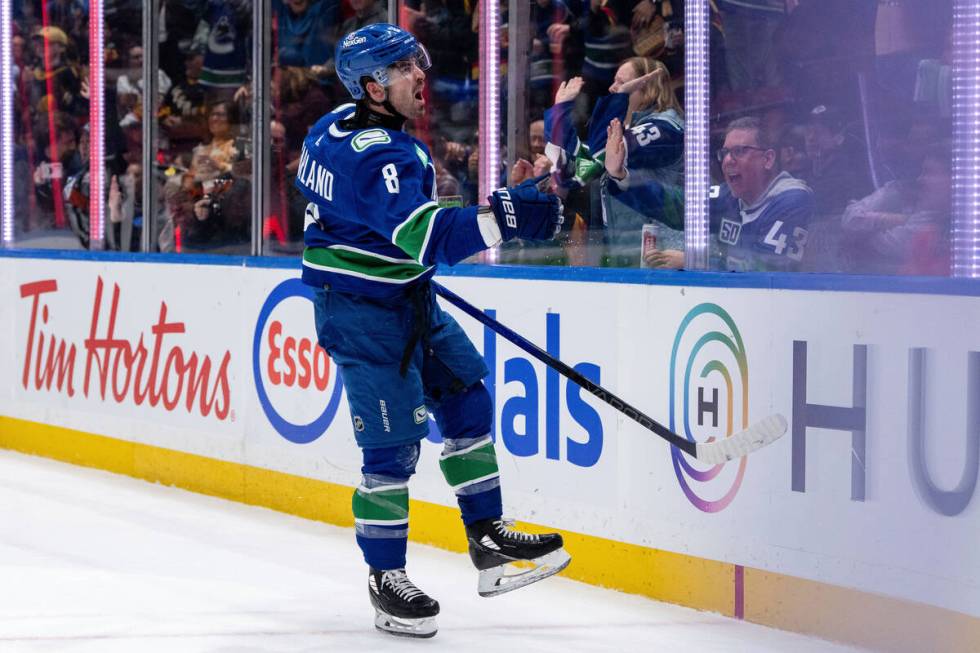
[0,451,864,652]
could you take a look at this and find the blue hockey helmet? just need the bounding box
[335,23,431,100]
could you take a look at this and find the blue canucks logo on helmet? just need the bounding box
[335,23,431,100]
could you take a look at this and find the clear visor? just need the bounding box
[384,44,431,85]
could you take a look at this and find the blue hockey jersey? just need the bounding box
[544,92,684,187]
[710,172,814,272]
[607,170,814,271]
[297,104,490,298]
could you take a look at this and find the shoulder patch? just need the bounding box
[351,129,392,152]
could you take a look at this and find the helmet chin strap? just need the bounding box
[343,84,407,131]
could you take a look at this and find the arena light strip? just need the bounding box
[88,0,105,248]
[952,0,980,277]
[0,0,13,245]
[683,0,710,270]
[478,0,500,263]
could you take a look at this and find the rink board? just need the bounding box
[1,252,978,651]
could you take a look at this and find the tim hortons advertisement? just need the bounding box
[18,276,231,420]
[0,257,977,617]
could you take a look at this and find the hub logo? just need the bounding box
[253,279,344,443]
[669,304,748,512]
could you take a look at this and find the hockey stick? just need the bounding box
[431,281,786,464]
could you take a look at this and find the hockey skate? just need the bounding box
[368,568,440,638]
[465,518,571,597]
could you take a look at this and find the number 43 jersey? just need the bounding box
[295,104,489,298]
[710,171,815,272]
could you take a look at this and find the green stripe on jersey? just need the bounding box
[352,486,409,524]
[392,203,439,263]
[303,246,432,284]
[439,441,499,491]
[414,144,429,167]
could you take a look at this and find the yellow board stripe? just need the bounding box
[745,567,980,652]
[1,414,977,651]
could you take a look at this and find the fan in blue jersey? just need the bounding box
[605,115,814,271]
[298,23,569,639]
[544,58,686,265]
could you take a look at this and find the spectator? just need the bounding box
[548,57,685,266]
[189,100,248,176]
[716,0,785,92]
[577,0,633,107]
[182,100,251,247]
[509,120,548,186]
[29,26,88,119]
[197,0,252,96]
[46,0,90,52]
[608,116,814,271]
[63,123,92,247]
[273,0,339,70]
[118,111,143,166]
[32,111,82,225]
[529,118,546,158]
[711,116,813,271]
[267,119,308,247]
[403,0,478,131]
[272,65,331,156]
[160,47,209,159]
[841,142,950,276]
[159,0,208,85]
[12,33,27,87]
[778,124,810,180]
[104,0,143,40]
[802,104,873,220]
[339,0,388,37]
[528,0,577,113]
[106,162,143,251]
[116,44,173,123]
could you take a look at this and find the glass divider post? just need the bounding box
[952,0,980,278]
[683,0,710,270]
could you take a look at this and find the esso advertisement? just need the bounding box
[253,279,345,444]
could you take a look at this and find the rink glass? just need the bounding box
[0,0,959,277]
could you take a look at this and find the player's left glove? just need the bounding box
[488,174,564,241]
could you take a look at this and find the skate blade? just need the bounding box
[477,548,572,597]
[374,610,438,638]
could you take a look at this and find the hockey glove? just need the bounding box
[488,174,564,241]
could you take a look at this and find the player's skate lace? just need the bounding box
[494,519,539,543]
[382,569,426,602]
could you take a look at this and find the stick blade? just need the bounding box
[694,414,787,464]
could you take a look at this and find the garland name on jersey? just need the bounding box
[296,105,487,298]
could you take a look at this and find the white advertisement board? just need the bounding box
[1,257,977,618]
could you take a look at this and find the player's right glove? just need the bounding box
[488,174,564,242]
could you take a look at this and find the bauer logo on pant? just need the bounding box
[669,303,749,512]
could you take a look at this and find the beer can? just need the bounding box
[641,223,658,268]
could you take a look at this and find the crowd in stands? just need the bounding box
[9,0,954,275]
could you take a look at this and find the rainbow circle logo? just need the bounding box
[253,279,344,444]
[669,303,748,513]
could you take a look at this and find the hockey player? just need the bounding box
[296,23,571,639]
